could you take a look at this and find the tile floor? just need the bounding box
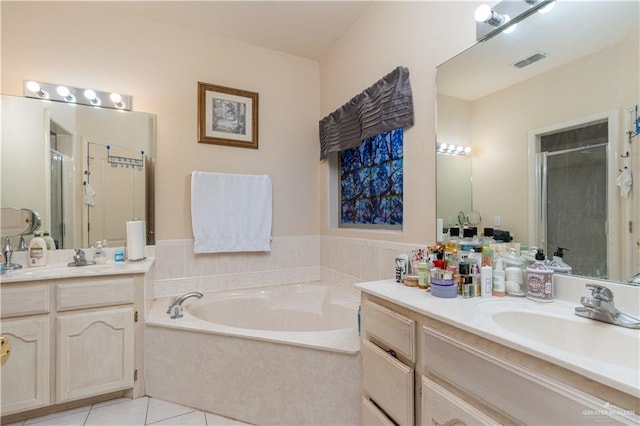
[5,397,250,426]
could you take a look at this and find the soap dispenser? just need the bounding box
[94,240,106,265]
[28,233,48,267]
[549,247,572,274]
[526,249,554,302]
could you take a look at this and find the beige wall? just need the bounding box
[319,1,479,245]
[1,2,321,241]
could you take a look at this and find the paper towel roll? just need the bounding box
[126,220,146,261]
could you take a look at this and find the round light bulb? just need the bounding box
[110,93,122,103]
[440,143,448,150]
[26,81,41,93]
[465,147,472,154]
[56,86,70,97]
[84,89,97,100]
[474,4,492,22]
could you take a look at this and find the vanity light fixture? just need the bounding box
[23,80,132,111]
[475,0,555,41]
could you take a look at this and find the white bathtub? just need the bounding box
[145,282,362,425]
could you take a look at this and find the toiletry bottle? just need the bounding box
[94,240,106,264]
[482,247,493,268]
[480,265,493,297]
[549,247,572,274]
[526,249,554,302]
[28,233,48,267]
[492,258,505,297]
[43,232,56,250]
[418,260,430,289]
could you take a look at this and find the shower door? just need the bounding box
[539,122,608,278]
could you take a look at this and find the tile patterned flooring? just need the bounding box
[6,397,250,426]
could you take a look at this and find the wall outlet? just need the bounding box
[494,216,501,226]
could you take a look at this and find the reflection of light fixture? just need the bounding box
[475,5,506,27]
[84,89,101,106]
[25,81,49,99]
[23,80,132,110]
[437,143,471,156]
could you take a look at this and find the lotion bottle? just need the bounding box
[492,258,505,297]
[43,232,56,250]
[28,233,48,267]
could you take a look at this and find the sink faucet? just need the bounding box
[67,249,96,266]
[166,292,203,319]
[575,284,640,329]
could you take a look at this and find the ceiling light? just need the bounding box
[110,93,125,109]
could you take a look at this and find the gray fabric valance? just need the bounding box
[319,66,414,160]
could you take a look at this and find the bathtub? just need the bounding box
[145,283,362,425]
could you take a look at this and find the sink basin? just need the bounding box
[475,301,640,371]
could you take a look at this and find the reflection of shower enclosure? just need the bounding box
[537,122,608,278]
[49,121,75,249]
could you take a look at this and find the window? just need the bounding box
[339,128,403,227]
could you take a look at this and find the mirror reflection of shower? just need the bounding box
[49,120,76,249]
[533,118,613,279]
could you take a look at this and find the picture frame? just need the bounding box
[197,81,259,149]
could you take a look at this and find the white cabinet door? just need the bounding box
[421,376,500,426]
[56,307,134,403]
[1,316,50,415]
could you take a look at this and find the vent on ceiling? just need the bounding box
[512,52,548,69]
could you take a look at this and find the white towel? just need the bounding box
[84,183,96,206]
[616,167,633,198]
[191,171,272,253]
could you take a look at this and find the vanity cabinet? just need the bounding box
[359,287,640,426]
[1,275,140,417]
[361,298,416,426]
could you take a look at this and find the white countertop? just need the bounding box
[356,279,640,398]
[1,258,154,283]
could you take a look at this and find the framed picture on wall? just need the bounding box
[197,81,259,149]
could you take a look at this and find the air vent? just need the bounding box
[512,52,548,69]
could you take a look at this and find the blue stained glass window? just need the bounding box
[340,128,403,227]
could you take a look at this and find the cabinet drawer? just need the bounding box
[56,278,134,311]
[421,376,500,426]
[423,325,637,425]
[1,284,50,318]
[362,339,414,426]
[363,300,415,362]
[362,397,395,426]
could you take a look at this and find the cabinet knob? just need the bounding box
[0,336,11,366]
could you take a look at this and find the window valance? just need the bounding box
[319,66,414,160]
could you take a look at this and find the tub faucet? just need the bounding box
[575,284,640,329]
[167,292,203,319]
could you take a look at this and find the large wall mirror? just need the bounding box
[436,0,639,283]
[1,95,156,250]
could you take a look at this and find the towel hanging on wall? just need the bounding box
[191,171,272,253]
[616,167,633,198]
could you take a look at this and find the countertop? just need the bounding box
[356,279,640,398]
[0,258,154,283]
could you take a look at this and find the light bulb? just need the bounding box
[84,89,97,100]
[26,81,41,93]
[464,147,472,154]
[110,93,122,103]
[474,4,492,22]
[56,86,70,97]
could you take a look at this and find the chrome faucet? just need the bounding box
[166,292,203,319]
[575,284,640,329]
[67,249,96,266]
